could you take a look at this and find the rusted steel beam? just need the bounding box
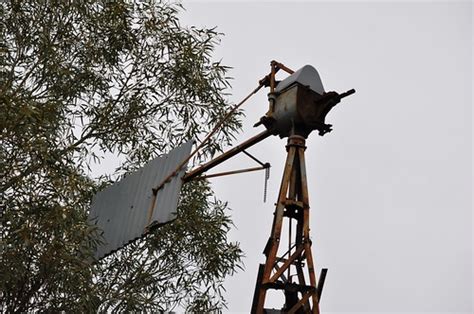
[279,64,294,74]
[251,264,265,314]
[317,268,328,301]
[288,291,314,314]
[273,264,288,283]
[305,240,319,314]
[272,60,295,75]
[183,130,271,182]
[258,67,281,87]
[297,143,320,313]
[151,82,266,195]
[274,242,297,264]
[253,134,323,313]
[261,146,296,273]
[254,145,296,313]
[188,165,269,181]
[268,245,304,283]
[242,150,267,167]
[270,62,276,93]
[296,263,311,311]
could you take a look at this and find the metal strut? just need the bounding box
[251,135,325,314]
[242,150,271,202]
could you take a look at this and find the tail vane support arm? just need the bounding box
[183,130,272,182]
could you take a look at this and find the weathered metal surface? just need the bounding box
[255,64,355,138]
[258,61,294,89]
[316,268,328,301]
[251,136,321,314]
[275,65,325,95]
[189,165,269,181]
[263,83,345,138]
[88,140,193,260]
[250,62,353,313]
[183,130,271,181]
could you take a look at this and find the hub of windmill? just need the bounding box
[255,65,355,138]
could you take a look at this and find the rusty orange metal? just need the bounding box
[251,135,321,313]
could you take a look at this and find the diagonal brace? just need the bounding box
[268,245,304,283]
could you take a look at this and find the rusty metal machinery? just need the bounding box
[251,134,318,313]
[183,60,354,313]
[255,62,355,138]
[250,61,354,313]
[89,59,354,313]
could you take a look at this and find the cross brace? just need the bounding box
[251,135,326,313]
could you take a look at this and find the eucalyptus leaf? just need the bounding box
[1,1,243,312]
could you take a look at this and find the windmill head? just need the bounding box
[255,65,354,138]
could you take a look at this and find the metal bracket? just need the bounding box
[188,164,269,181]
[183,130,271,182]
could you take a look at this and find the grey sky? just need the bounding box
[179,1,472,313]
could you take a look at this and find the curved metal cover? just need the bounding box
[88,140,194,260]
[275,65,325,95]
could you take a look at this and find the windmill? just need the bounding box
[89,60,355,313]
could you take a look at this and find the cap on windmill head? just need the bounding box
[255,64,351,138]
[275,65,325,95]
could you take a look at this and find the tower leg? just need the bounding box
[251,135,321,314]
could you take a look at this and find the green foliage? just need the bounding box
[1,0,243,312]
[94,181,242,312]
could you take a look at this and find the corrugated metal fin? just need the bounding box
[89,140,194,260]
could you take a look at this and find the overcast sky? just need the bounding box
[179,1,472,313]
